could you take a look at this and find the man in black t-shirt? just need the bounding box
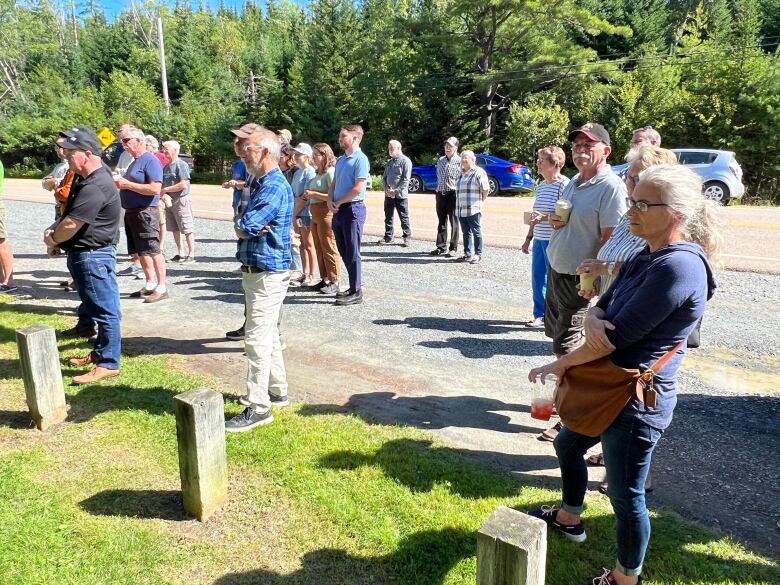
[44,127,122,384]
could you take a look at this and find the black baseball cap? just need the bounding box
[58,126,102,153]
[568,122,611,146]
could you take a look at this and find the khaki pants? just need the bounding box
[310,202,341,284]
[243,270,290,411]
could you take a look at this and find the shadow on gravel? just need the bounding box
[318,438,558,498]
[80,489,188,521]
[419,336,551,358]
[122,335,244,357]
[213,528,474,585]
[362,251,452,265]
[300,392,537,434]
[375,317,525,335]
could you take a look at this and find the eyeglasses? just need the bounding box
[121,138,134,144]
[627,198,669,212]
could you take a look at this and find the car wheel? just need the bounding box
[703,181,730,205]
[409,175,423,193]
[487,176,500,197]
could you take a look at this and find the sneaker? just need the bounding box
[528,506,586,542]
[526,317,544,328]
[168,255,183,263]
[129,287,155,298]
[71,366,120,385]
[143,290,169,303]
[538,421,562,442]
[335,289,363,306]
[181,256,195,263]
[226,326,245,341]
[429,248,445,256]
[377,238,392,245]
[117,264,142,276]
[583,568,643,585]
[335,289,352,298]
[0,283,18,293]
[456,255,472,263]
[239,393,290,408]
[319,283,339,295]
[402,238,411,247]
[470,255,482,264]
[444,250,457,258]
[225,407,273,432]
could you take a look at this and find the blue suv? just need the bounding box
[409,153,534,197]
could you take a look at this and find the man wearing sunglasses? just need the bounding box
[44,126,122,384]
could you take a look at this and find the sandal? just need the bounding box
[537,421,562,442]
[586,453,604,466]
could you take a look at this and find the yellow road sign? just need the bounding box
[97,127,117,149]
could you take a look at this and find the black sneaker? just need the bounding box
[168,254,183,263]
[583,568,643,585]
[429,248,445,255]
[225,407,273,432]
[239,393,289,407]
[225,326,245,341]
[377,238,392,244]
[335,290,363,306]
[402,238,411,247]
[335,289,352,298]
[528,506,586,542]
[319,283,339,295]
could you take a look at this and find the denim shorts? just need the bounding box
[296,216,312,229]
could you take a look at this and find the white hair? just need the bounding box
[633,126,661,146]
[145,135,159,149]
[638,165,724,265]
[163,140,180,154]
[256,131,281,162]
[124,127,145,140]
[460,150,476,161]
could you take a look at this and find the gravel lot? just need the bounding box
[4,199,779,558]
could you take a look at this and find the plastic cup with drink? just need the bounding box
[579,272,598,294]
[554,199,572,223]
[529,373,559,421]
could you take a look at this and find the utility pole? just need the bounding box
[157,16,170,114]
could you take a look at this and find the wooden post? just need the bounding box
[173,388,228,521]
[477,506,547,585]
[16,325,67,431]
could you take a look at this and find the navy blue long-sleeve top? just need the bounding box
[597,242,716,430]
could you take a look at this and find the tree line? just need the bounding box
[1,0,779,201]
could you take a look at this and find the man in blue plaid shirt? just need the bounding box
[227,128,294,433]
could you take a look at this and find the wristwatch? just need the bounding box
[607,262,617,277]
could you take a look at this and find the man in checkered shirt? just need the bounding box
[430,137,462,257]
[455,150,490,264]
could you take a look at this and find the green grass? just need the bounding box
[0,296,778,584]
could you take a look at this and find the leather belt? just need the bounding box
[240,265,266,273]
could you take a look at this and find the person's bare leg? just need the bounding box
[0,239,14,286]
[185,233,195,258]
[173,231,183,257]
[152,253,166,287]
[139,254,156,285]
[159,223,167,254]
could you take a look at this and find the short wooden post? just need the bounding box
[173,388,228,521]
[477,506,547,585]
[16,325,67,431]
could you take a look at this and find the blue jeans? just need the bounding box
[66,246,122,370]
[458,213,483,256]
[332,202,366,293]
[554,412,662,576]
[531,239,550,319]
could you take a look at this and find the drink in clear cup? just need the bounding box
[523,211,533,225]
[530,373,558,421]
[555,200,572,223]
[579,272,598,294]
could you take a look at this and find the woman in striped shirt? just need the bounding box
[522,147,569,328]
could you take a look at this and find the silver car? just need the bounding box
[671,148,745,204]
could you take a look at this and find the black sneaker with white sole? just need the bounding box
[239,394,290,408]
[528,506,586,542]
[224,407,273,432]
[225,326,245,341]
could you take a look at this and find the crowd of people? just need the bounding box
[0,117,725,585]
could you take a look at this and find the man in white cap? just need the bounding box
[431,137,461,256]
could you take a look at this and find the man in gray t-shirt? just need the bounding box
[545,123,627,357]
[379,140,412,246]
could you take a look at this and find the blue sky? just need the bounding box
[100,0,297,21]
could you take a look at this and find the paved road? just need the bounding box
[5,178,780,274]
[3,196,779,559]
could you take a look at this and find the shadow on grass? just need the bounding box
[213,527,475,585]
[0,409,34,429]
[66,384,178,423]
[79,489,188,521]
[318,438,557,499]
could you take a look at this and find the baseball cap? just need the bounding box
[568,122,611,146]
[292,143,313,157]
[57,126,102,153]
[230,123,262,138]
[444,136,459,147]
